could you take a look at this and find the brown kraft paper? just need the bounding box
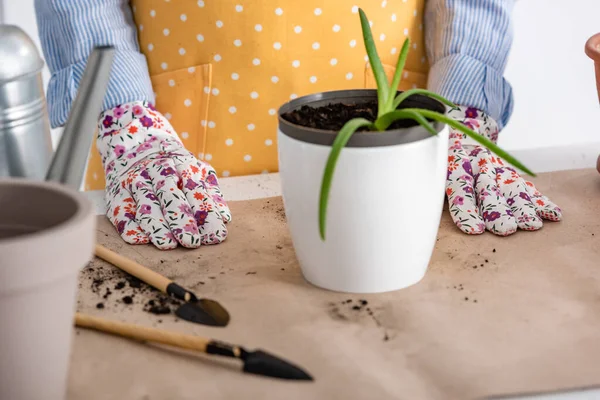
[69,168,600,400]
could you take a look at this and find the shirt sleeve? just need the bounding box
[424,0,516,129]
[34,0,155,128]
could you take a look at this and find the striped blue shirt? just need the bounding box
[34,0,515,130]
[424,0,515,129]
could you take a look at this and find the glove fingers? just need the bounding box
[446,147,484,235]
[172,154,232,223]
[199,165,232,223]
[473,152,517,236]
[524,180,563,221]
[130,177,179,250]
[190,192,228,245]
[148,160,202,249]
[106,185,149,245]
[497,169,543,231]
[172,159,228,245]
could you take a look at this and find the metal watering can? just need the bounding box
[0,25,114,189]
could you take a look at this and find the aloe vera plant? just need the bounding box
[318,8,535,241]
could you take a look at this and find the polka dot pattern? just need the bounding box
[86,0,429,189]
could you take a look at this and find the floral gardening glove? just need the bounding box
[445,106,562,236]
[98,101,231,250]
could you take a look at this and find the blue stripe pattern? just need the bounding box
[35,0,515,130]
[34,0,155,128]
[425,0,516,129]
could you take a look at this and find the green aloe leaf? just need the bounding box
[402,108,536,177]
[385,38,411,111]
[375,109,438,135]
[393,88,456,110]
[358,8,389,110]
[319,118,374,240]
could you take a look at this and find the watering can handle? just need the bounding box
[45,46,115,189]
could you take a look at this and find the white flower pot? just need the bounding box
[0,179,95,400]
[277,89,448,293]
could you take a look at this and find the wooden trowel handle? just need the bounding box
[94,244,171,293]
[94,244,199,303]
[75,312,209,352]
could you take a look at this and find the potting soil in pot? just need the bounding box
[281,101,429,131]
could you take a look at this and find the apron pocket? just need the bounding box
[364,63,428,92]
[150,63,213,159]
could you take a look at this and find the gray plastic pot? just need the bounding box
[0,179,95,400]
[277,89,448,293]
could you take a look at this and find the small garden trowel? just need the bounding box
[94,244,230,327]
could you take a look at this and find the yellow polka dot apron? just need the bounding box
[84,0,429,191]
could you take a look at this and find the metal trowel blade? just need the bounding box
[175,299,230,327]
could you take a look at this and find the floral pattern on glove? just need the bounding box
[445,105,562,236]
[97,101,231,249]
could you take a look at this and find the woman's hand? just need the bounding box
[97,102,231,249]
[445,106,562,236]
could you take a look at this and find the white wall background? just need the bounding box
[501,0,600,171]
[1,0,599,172]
